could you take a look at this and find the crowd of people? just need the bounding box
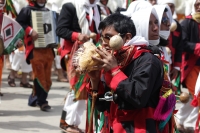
[0,0,200,133]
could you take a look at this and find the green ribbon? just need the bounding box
[98,112,105,132]
[87,98,91,125]
[74,74,85,99]
[95,110,105,132]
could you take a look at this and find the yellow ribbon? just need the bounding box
[162,89,173,98]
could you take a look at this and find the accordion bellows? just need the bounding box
[73,42,102,73]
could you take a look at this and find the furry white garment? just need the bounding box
[131,7,160,45]
[120,1,152,17]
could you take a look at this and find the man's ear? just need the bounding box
[124,33,132,43]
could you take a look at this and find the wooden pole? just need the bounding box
[87,91,98,133]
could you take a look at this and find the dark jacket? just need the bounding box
[94,51,164,133]
[56,3,81,41]
[169,19,182,68]
[180,15,200,82]
[16,4,49,64]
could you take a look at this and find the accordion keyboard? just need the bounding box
[31,11,57,48]
[32,11,45,47]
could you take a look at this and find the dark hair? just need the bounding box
[98,13,136,37]
[115,7,126,13]
[164,8,168,12]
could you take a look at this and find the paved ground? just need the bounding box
[0,68,183,133]
[0,69,86,133]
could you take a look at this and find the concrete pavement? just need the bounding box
[0,69,86,133]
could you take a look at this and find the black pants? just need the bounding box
[34,79,48,106]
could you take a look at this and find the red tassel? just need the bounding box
[191,95,198,107]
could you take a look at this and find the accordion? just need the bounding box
[31,10,58,48]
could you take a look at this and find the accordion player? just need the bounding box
[31,10,59,48]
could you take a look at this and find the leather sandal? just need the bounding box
[8,75,16,87]
[20,82,33,88]
[39,103,51,111]
[60,124,82,133]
